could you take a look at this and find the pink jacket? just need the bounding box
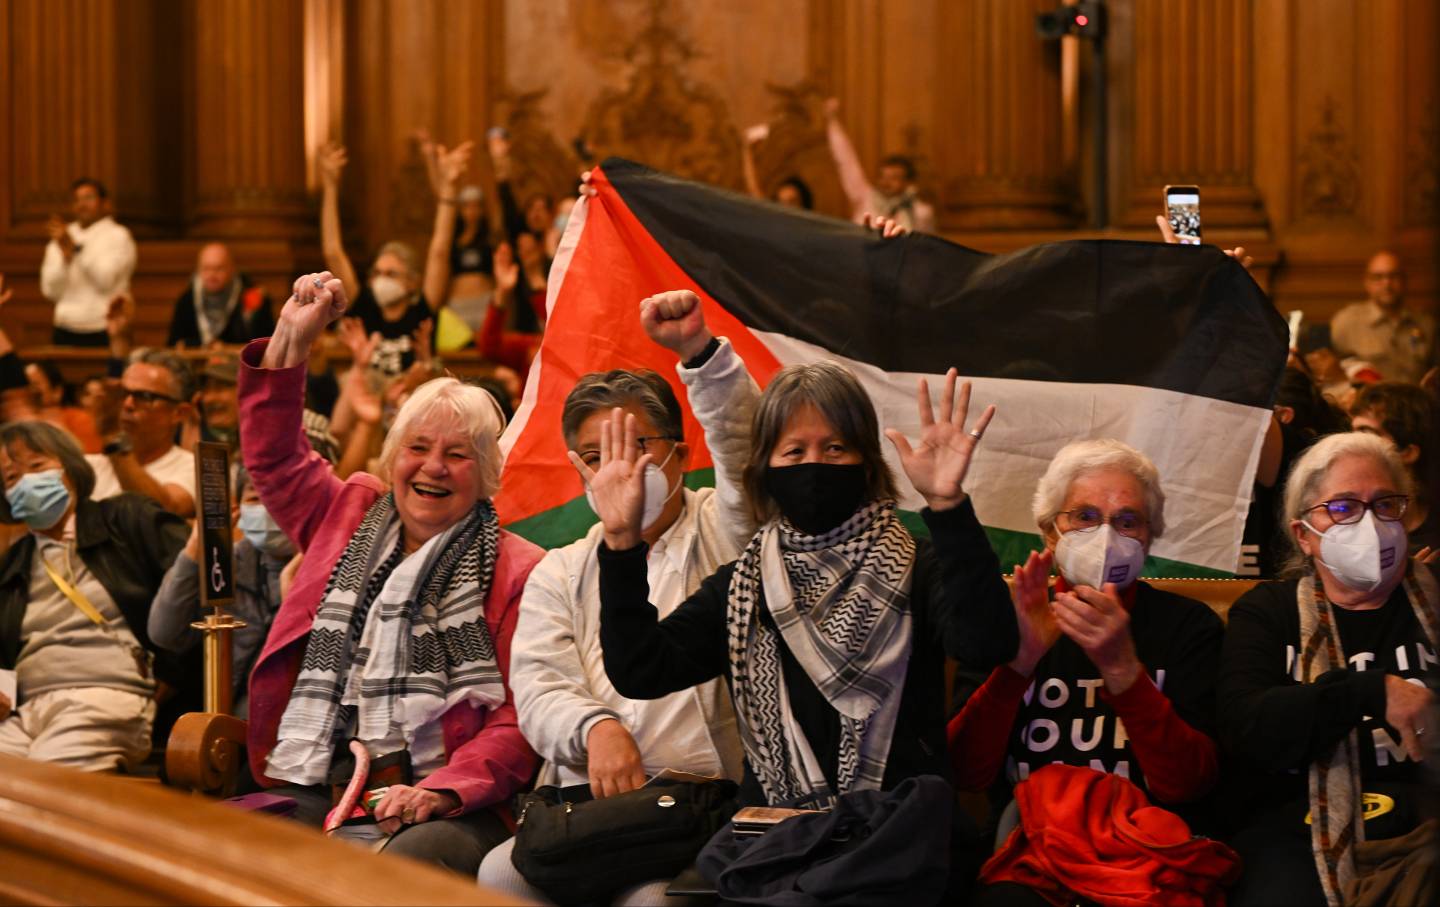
[239,339,541,816]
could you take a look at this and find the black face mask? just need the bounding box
[764,463,869,536]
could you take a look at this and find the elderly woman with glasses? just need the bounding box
[237,271,542,876]
[0,420,188,771]
[1219,432,1437,907]
[950,439,1227,905]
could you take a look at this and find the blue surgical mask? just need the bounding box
[238,503,292,557]
[7,469,72,532]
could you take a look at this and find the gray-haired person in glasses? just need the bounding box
[1219,431,1439,907]
[953,438,1227,906]
[86,348,196,518]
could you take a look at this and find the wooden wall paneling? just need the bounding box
[303,0,346,196]
[936,0,1078,229]
[1398,0,1438,234]
[343,0,504,264]
[808,0,884,184]
[6,0,121,232]
[1116,0,1266,230]
[876,1,939,202]
[190,0,310,238]
[112,0,183,235]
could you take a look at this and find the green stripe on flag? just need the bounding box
[506,468,721,551]
[507,468,1232,578]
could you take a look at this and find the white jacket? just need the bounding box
[514,339,759,787]
[40,216,137,333]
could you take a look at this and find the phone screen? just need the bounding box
[1166,188,1202,245]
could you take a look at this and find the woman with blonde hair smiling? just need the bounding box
[237,270,542,875]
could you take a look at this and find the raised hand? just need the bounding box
[435,141,474,198]
[566,408,653,551]
[413,318,435,368]
[824,96,841,119]
[640,290,713,362]
[264,271,349,369]
[0,273,12,308]
[863,213,909,239]
[1416,546,1439,566]
[884,369,996,512]
[337,316,369,360]
[493,243,519,295]
[1008,549,1059,677]
[1154,215,1252,269]
[318,143,348,187]
[1052,583,1142,694]
[106,292,135,339]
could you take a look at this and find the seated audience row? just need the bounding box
[0,168,1435,906]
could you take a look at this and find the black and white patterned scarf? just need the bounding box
[267,494,504,786]
[726,499,915,806]
[1299,566,1439,906]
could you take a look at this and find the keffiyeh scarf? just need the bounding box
[1300,566,1439,906]
[267,494,504,785]
[727,499,915,806]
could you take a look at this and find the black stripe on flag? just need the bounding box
[602,157,1289,409]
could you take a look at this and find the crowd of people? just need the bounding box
[0,124,1436,907]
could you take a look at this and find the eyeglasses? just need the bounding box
[576,435,679,469]
[1056,507,1149,539]
[1303,495,1409,524]
[123,388,180,407]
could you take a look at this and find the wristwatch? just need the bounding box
[102,434,132,457]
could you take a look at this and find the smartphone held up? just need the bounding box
[1163,185,1202,245]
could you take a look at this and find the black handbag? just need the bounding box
[696,775,954,907]
[510,779,738,905]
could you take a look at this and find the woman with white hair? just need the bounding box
[950,439,1226,905]
[236,271,542,875]
[1219,432,1437,907]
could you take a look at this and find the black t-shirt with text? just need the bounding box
[348,287,434,376]
[1001,583,1223,801]
[1331,593,1432,785]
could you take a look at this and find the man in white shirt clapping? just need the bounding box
[40,178,137,347]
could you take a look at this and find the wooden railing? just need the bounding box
[0,755,529,906]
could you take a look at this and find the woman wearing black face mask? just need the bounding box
[577,361,1019,812]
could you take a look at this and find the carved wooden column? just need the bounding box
[1116,0,1267,228]
[190,0,311,238]
[936,0,1078,229]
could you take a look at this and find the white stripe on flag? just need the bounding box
[753,330,1269,574]
[499,193,591,461]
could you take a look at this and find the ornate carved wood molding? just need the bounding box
[577,0,742,188]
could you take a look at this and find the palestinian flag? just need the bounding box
[496,158,1288,578]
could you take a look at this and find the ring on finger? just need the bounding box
[313,277,326,289]
[969,429,984,439]
[401,807,417,823]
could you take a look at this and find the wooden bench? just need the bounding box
[0,754,528,906]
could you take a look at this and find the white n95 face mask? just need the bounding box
[369,275,408,307]
[1302,511,1407,594]
[584,446,683,533]
[1054,524,1146,590]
